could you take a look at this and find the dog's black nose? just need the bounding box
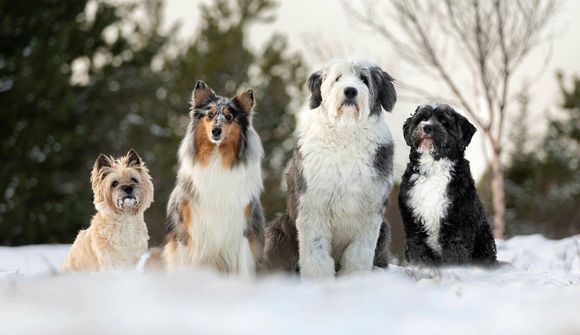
[212,128,222,138]
[423,124,432,134]
[123,186,133,194]
[344,87,357,99]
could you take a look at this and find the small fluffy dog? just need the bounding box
[163,81,265,275]
[399,104,497,265]
[61,149,154,272]
[263,60,397,278]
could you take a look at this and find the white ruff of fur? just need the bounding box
[407,154,454,254]
[171,136,263,274]
[296,105,393,278]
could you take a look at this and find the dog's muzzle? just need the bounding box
[118,195,138,209]
[417,125,435,153]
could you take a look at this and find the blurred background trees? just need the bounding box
[0,0,142,244]
[502,75,580,238]
[0,0,578,247]
[347,0,558,239]
[0,0,305,245]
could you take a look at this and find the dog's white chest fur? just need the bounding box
[178,151,262,273]
[297,112,392,261]
[99,214,149,269]
[408,155,454,254]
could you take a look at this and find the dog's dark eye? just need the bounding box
[225,114,233,122]
[207,112,214,119]
[111,181,118,188]
[131,177,138,184]
[335,75,342,82]
[360,76,369,86]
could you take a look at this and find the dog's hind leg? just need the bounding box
[373,220,390,268]
[244,199,266,270]
[472,218,498,265]
[263,214,299,273]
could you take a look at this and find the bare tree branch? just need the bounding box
[346,0,558,238]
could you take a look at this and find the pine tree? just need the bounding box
[0,0,132,244]
[503,74,580,237]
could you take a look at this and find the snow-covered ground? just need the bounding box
[0,235,579,335]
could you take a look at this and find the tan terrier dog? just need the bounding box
[61,149,154,272]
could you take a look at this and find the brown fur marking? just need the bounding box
[194,117,215,167]
[219,119,241,169]
[180,201,192,245]
[249,238,259,263]
[244,204,251,219]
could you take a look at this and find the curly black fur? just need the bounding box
[399,104,497,266]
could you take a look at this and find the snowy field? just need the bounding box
[0,235,579,335]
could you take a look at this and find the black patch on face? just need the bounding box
[307,71,323,109]
[369,66,397,115]
[403,104,475,160]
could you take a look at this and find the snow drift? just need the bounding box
[0,234,579,335]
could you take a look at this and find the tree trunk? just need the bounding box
[490,150,505,239]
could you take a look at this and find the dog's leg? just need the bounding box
[373,220,390,268]
[297,213,334,279]
[405,237,439,265]
[338,217,381,276]
[472,217,498,265]
[263,214,299,272]
[236,238,256,276]
[440,229,473,264]
[163,240,190,272]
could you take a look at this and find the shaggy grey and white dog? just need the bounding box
[263,60,397,278]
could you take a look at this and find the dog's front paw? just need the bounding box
[300,255,335,279]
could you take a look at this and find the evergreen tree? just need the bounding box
[0,0,134,244]
[168,0,307,229]
[503,74,580,237]
[0,0,307,245]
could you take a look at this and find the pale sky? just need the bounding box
[164,0,580,181]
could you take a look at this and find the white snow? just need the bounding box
[0,234,579,335]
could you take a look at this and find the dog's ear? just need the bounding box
[307,71,323,109]
[95,154,112,171]
[402,106,422,146]
[92,154,112,186]
[192,80,215,108]
[454,111,477,148]
[233,89,255,115]
[371,66,397,113]
[126,149,143,167]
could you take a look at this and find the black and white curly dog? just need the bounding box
[399,104,496,266]
[263,59,396,278]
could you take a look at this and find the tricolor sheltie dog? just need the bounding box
[163,81,265,275]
